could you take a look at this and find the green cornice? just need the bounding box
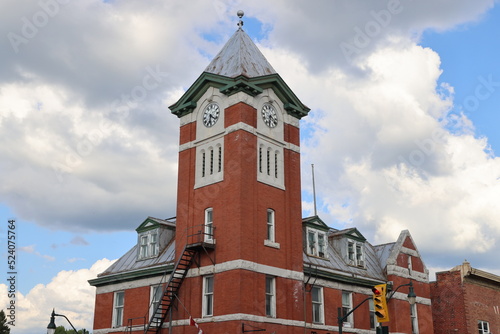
[169,72,310,119]
[88,264,174,287]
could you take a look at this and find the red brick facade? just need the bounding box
[89,25,435,334]
[431,261,500,334]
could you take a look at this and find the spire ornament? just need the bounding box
[237,10,244,29]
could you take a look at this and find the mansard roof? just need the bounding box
[88,217,177,287]
[91,216,426,288]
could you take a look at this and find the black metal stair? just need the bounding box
[144,247,197,334]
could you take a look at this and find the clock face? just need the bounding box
[261,103,278,128]
[202,103,220,127]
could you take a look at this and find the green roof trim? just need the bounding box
[88,263,174,287]
[136,217,161,233]
[304,265,383,287]
[345,228,367,242]
[169,72,310,119]
[303,215,330,232]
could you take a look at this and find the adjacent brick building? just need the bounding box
[431,261,500,334]
[89,12,434,334]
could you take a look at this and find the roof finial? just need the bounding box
[237,10,244,29]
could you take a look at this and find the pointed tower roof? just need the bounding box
[170,11,310,119]
[204,28,276,78]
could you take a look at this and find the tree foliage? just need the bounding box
[54,326,90,334]
[0,310,10,334]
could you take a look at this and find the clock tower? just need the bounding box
[168,11,310,333]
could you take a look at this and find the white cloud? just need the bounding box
[0,258,115,334]
[0,0,499,282]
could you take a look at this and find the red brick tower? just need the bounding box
[168,11,310,333]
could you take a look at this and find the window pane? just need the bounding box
[206,295,213,315]
[318,234,325,257]
[116,292,124,306]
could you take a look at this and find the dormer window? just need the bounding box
[307,228,327,258]
[347,240,364,267]
[138,230,159,260]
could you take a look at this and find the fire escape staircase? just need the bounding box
[143,224,216,334]
[144,246,197,334]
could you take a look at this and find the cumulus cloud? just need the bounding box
[0,0,498,271]
[0,258,114,334]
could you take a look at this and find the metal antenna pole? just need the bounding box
[312,164,317,216]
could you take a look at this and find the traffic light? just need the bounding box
[372,284,390,322]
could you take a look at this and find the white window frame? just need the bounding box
[478,320,490,334]
[369,299,378,329]
[311,286,324,324]
[257,139,284,189]
[204,208,214,242]
[266,209,275,242]
[138,230,159,260]
[347,240,364,267]
[306,228,327,258]
[342,291,353,326]
[112,291,124,328]
[195,138,224,189]
[150,285,163,320]
[202,276,214,317]
[265,276,276,317]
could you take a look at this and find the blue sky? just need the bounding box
[1,1,500,332]
[421,5,500,153]
[4,0,499,296]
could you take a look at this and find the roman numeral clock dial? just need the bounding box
[261,103,278,128]
[203,103,220,127]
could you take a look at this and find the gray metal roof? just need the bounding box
[94,217,400,287]
[96,236,175,279]
[304,229,387,284]
[204,28,276,78]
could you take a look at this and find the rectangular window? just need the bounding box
[113,291,124,327]
[265,276,276,317]
[150,285,163,321]
[138,231,159,260]
[306,229,327,258]
[203,276,214,317]
[150,232,158,257]
[205,208,213,241]
[267,209,275,242]
[478,321,490,334]
[312,286,324,324]
[308,230,316,255]
[347,241,364,267]
[411,303,419,334]
[318,233,326,258]
[342,291,352,324]
[140,235,149,258]
[369,299,377,329]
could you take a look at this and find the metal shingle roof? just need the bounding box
[204,28,276,78]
